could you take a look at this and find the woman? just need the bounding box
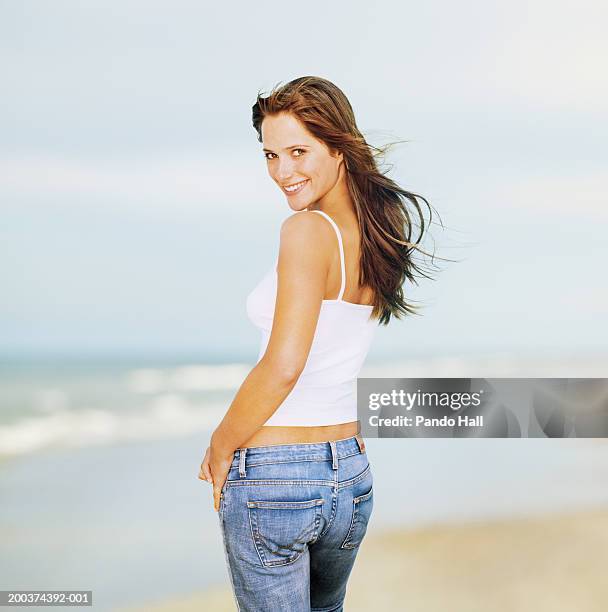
[198,76,437,611]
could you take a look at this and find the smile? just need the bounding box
[283,179,309,194]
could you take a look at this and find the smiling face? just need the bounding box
[261,112,344,211]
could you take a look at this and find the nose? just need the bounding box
[275,157,298,182]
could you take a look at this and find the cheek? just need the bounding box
[302,161,323,183]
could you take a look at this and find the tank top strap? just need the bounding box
[308,209,346,301]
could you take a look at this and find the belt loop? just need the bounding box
[239,447,247,478]
[329,440,338,470]
[355,434,366,454]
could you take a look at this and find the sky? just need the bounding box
[0,0,606,362]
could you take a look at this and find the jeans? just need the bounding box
[218,434,374,612]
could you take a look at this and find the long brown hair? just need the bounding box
[252,76,450,326]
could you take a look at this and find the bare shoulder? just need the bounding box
[279,211,334,250]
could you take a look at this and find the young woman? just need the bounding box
[199,76,437,611]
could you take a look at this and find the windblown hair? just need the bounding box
[252,76,449,326]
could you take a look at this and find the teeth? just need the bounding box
[285,180,307,192]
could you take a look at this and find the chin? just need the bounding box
[287,202,310,212]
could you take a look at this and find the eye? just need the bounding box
[264,149,306,160]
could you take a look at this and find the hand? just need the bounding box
[198,443,234,512]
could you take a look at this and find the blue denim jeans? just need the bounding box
[218,434,374,611]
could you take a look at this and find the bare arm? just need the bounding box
[210,211,331,454]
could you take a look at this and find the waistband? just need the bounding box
[230,434,366,471]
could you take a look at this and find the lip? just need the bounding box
[282,179,309,195]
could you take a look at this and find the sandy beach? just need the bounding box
[119,506,608,612]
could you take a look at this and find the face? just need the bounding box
[261,112,344,211]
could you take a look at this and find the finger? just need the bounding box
[198,466,212,482]
[199,462,212,483]
[198,448,213,483]
[213,486,221,512]
[201,459,213,483]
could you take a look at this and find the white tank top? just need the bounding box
[246,209,378,426]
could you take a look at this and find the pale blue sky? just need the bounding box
[1,0,606,362]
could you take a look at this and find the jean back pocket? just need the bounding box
[247,498,324,567]
[340,485,374,549]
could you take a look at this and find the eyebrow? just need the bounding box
[262,144,309,153]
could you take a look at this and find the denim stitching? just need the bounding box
[316,450,340,540]
[340,483,373,549]
[310,506,324,545]
[340,497,359,549]
[235,436,360,451]
[247,504,266,567]
[229,450,361,470]
[224,464,371,490]
[247,499,324,509]
[338,464,371,490]
[227,479,336,488]
[248,503,324,567]
[354,487,374,504]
